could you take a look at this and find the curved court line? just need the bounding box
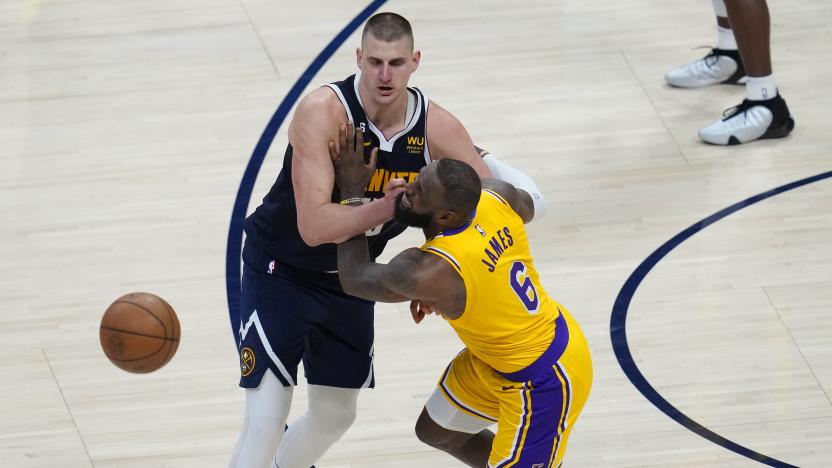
[225,0,388,342]
[611,169,832,467]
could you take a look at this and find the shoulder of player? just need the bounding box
[481,178,513,195]
[390,247,434,272]
[425,99,468,149]
[425,99,459,131]
[481,179,533,222]
[293,87,344,121]
[289,87,348,144]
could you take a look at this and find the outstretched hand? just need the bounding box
[329,123,378,197]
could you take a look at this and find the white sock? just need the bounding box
[711,0,727,18]
[717,26,737,50]
[746,74,777,101]
[228,370,294,468]
[273,385,360,468]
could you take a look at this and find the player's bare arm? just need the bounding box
[425,100,491,179]
[290,88,402,246]
[337,242,466,319]
[337,242,423,303]
[481,178,535,223]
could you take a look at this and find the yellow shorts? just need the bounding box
[427,310,593,467]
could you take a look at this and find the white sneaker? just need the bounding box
[698,95,795,145]
[666,48,747,88]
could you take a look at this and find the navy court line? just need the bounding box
[611,169,832,467]
[225,0,388,342]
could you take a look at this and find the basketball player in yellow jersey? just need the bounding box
[330,127,593,467]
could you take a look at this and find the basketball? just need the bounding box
[100,292,180,373]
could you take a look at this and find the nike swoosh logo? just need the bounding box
[363,141,372,147]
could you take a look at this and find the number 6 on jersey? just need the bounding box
[509,261,540,314]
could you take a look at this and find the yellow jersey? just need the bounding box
[421,189,561,374]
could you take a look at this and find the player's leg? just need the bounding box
[725,0,771,77]
[489,371,586,468]
[666,0,746,88]
[416,350,499,466]
[274,385,359,468]
[546,309,594,467]
[230,246,324,468]
[699,0,794,144]
[483,309,591,468]
[416,393,495,466]
[229,370,293,468]
[274,281,375,467]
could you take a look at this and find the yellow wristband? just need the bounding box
[339,197,364,205]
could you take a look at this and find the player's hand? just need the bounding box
[410,299,436,324]
[329,123,377,198]
[382,177,406,214]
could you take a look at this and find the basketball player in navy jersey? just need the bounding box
[228,12,547,468]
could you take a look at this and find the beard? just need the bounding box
[394,193,433,228]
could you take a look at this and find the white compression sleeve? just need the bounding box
[273,385,361,468]
[482,153,548,220]
[228,370,294,468]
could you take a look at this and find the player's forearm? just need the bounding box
[298,198,391,246]
[337,236,410,303]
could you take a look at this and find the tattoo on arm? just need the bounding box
[336,236,416,302]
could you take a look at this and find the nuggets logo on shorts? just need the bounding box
[240,347,256,376]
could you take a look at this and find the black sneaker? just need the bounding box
[699,94,795,145]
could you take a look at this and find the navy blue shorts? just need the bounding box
[237,242,375,389]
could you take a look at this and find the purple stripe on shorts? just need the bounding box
[495,384,532,467]
[550,362,573,465]
[494,362,573,467]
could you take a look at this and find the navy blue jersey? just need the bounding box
[243,74,431,273]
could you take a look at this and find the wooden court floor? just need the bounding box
[1,0,830,466]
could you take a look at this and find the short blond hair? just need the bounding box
[362,12,414,50]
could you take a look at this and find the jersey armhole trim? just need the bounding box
[422,246,461,273]
[325,83,354,123]
[482,189,509,205]
[421,92,432,164]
